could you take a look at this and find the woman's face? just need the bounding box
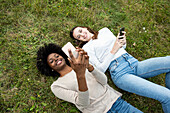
[73,27,94,42]
[47,53,66,72]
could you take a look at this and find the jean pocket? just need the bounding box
[109,62,118,73]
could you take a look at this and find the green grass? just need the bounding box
[0,0,169,112]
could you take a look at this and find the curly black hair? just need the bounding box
[36,43,70,77]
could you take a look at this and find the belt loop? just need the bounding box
[122,53,128,61]
[115,59,118,63]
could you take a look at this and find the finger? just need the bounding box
[85,55,89,63]
[84,54,89,58]
[122,32,126,37]
[83,51,87,55]
[117,33,120,38]
[118,38,123,42]
[122,31,126,34]
[76,48,84,53]
[68,49,76,62]
[84,55,89,67]
[77,51,83,62]
[119,40,123,44]
[117,33,124,39]
[118,35,124,38]
[82,54,85,64]
[76,48,87,56]
[67,58,73,67]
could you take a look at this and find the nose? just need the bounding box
[80,33,85,38]
[53,57,58,62]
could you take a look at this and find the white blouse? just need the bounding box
[83,27,127,72]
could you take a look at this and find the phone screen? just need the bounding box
[62,42,78,58]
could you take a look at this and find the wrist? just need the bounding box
[76,72,85,78]
[110,50,117,54]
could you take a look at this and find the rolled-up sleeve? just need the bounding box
[76,90,90,107]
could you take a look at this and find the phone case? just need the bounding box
[119,27,125,36]
[62,42,78,58]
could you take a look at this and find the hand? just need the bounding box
[75,47,90,67]
[110,31,126,54]
[75,47,94,72]
[68,48,88,76]
[118,31,126,45]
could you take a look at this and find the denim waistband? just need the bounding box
[114,53,130,63]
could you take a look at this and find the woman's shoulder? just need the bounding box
[51,70,76,88]
[99,27,111,33]
[98,27,114,38]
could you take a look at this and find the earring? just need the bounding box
[52,69,54,71]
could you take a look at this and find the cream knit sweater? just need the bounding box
[51,68,122,113]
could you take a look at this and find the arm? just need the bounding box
[51,85,89,107]
[68,49,88,92]
[89,65,108,85]
[83,45,115,73]
[63,49,90,107]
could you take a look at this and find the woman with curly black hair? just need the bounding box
[36,43,70,77]
[36,43,142,113]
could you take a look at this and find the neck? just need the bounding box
[58,65,72,77]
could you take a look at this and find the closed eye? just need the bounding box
[77,35,80,39]
[54,54,59,58]
[50,60,53,64]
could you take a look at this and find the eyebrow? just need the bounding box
[49,58,52,61]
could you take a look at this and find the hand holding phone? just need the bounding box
[62,42,78,59]
[119,27,125,39]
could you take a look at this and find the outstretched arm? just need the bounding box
[68,49,88,92]
[65,49,90,107]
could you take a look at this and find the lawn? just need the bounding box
[0,0,169,112]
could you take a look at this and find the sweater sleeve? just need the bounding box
[90,68,108,85]
[88,49,115,73]
[83,39,115,73]
[51,84,90,107]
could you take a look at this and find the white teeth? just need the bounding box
[57,60,62,65]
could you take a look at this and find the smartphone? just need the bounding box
[119,27,125,39]
[62,42,78,59]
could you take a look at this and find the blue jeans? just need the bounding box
[107,97,143,113]
[109,53,170,113]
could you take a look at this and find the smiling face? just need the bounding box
[73,27,94,42]
[47,53,66,72]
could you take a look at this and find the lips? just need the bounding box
[56,59,62,65]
